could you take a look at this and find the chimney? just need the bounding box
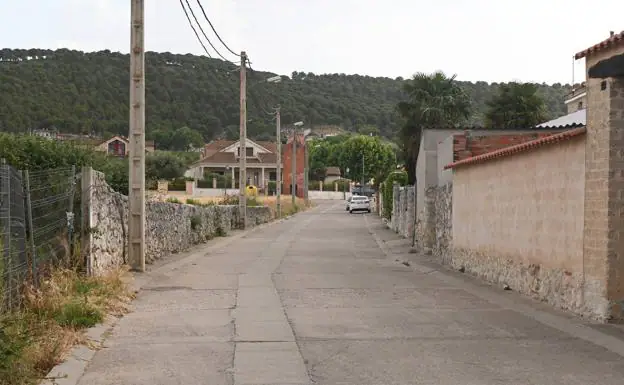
[610,31,615,37]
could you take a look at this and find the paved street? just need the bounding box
[78,201,624,385]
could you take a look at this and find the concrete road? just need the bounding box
[78,201,624,385]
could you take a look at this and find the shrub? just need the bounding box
[166,197,182,204]
[168,177,187,191]
[190,214,202,231]
[308,180,321,191]
[382,170,408,219]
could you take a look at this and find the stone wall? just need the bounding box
[388,185,415,239]
[83,169,273,275]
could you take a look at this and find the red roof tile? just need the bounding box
[444,127,586,170]
[575,31,624,59]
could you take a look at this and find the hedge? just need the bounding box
[381,170,408,219]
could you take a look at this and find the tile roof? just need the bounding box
[444,127,586,170]
[535,109,586,128]
[575,31,624,59]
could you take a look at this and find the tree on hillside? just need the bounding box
[397,71,471,184]
[149,126,204,151]
[484,82,548,129]
[0,49,571,140]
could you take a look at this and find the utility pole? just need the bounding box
[128,0,145,272]
[291,128,296,206]
[304,140,309,206]
[239,51,247,229]
[361,155,365,190]
[275,107,282,218]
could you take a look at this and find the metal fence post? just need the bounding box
[67,165,76,263]
[1,159,12,309]
[23,170,37,286]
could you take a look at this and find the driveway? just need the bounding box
[77,201,624,385]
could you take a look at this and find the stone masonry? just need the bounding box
[82,169,272,275]
[582,40,624,320]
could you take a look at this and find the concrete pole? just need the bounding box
[128,0,146,272]
[239,51,247,229]
[291,129,296,206]
[276,108,282,218]
[304,140,309,206]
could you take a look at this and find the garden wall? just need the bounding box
[82,168,272,275]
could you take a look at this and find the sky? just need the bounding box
[2,0,623,84]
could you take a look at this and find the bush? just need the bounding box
[267,181,277,195]
[309,180,321,191]
[382,170,408,219]
[168,177,187,191]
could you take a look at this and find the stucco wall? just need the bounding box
[451,135,589,316]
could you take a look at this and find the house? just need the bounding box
[95,136,155,157]
[187,139,280,188]
[324,167,341,183]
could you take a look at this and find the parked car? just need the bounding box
[347,195,371,213]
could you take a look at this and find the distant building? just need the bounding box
[187,139,279,188]
[324,166,342,183]
[94,135,155,157]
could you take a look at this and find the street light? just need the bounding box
[292,122,304,206]
[266,75,283,217]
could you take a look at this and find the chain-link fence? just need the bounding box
[0,161,79,313]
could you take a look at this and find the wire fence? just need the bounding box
[0,160,79,313]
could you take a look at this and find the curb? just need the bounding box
[39,208,314,385]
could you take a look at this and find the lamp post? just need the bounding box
[266,75,282,218]
[292,121,304,206]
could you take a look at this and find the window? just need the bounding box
[578,101,583,109]
[237,146,254,156]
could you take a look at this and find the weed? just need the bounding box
[190,215,202,231]
[0,268,133,385]
[166,197,182,204]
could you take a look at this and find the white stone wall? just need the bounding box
[84,171,273,275]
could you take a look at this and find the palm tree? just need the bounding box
[397,71,471,184]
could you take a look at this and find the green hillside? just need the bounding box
[0,48,572,141]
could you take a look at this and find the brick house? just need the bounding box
[282,134,306,198]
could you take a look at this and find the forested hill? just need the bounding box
[0,48,572,141]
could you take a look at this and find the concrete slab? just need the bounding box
[234,342,310,384]
[77,342,233,385]
[132,288,235,311]
[109,309,232,344]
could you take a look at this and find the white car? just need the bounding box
[347,195,371,213]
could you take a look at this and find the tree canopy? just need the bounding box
[0,49,571,142]
[308,134,396,185]
[484,82,548,129]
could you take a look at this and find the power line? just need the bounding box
[184,0,237,64]
[195,0,241,58]
[178,0,212,59]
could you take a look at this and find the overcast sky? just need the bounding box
[2,0,623,84]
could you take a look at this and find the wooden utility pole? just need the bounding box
[291,129,296,206]
[128,0,146,272]
[275,107,282,218]
[239,51,248,228]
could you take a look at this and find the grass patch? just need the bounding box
[0,268,134,385]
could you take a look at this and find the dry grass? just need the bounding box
[0,268,134,385]
[160,193,313,217]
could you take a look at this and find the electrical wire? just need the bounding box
[184,0,238,64]
[195,0,241,57]
[178,0,212,59]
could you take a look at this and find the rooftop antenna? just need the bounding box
[572,55,575,87]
